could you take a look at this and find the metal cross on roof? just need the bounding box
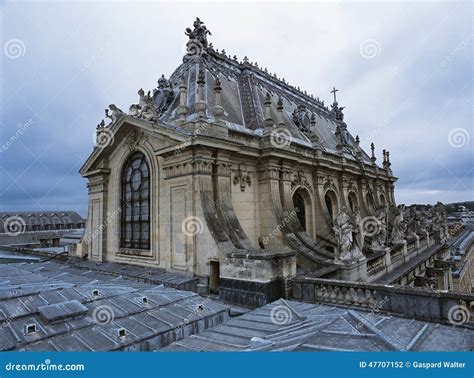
[331,86,339,103]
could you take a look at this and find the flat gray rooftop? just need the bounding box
[1,260,472,352]
[0,261,228,351]
[162,299,473,352]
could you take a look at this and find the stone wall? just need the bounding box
[220,249,296,307]
[292,276,474,325]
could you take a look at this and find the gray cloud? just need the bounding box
[0,1,472,216]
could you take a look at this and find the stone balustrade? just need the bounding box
[292,276,474,325]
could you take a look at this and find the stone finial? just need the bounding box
[310,113,319,146]
[177,76,189,121]
[243,56,249,64]
[276,98,285,128]
[354,135,362,159]
[264,92,273,129]
[195,67,207,118]
[212,78,224,123]
[382,149,387,166]
[214,78,222,92]
[386,151,391,167]
[335,126,343,153]
[197,68,205,85]
[370,142,376,165]
[310,113,316,128]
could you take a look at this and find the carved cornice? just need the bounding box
[87,176,109,195]
[215,161,232,177]
[257,164,280,181]
[163,158,214,179]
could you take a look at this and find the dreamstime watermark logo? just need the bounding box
[184,39,205,60]
[5,358,85,372]
[260,209,299,245]
[447,304,470,326]
[355,295,390,331]
[2,296,34,328]
[359,39,381,59]
[270,128,292,148]
[93,128,114,149]
[0,119,34,153]
[92,305,115,325]
[3,216,27,236]
[4,39,26,59]
[440,32,474,69]
[448,128,470,148]
[361,216,381,237]
[181,216,204,237]
[174,123,208,155]
[270,304,293,325]
[83,208,121,244]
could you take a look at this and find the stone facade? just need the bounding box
[78,18,450,305]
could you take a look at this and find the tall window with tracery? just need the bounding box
[121,152,150,249]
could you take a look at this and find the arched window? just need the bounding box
[121,152,150,249]
[292,192,306,231]
[324,191,338,221]
[348,192,358,212]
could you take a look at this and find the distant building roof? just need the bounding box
[0,211,85,233]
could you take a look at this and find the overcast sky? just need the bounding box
[0,1,472,217]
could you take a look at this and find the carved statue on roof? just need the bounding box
[333,206,364,263]
[432,202,448,244]
[351,207,365,258]
[371,206,388,249]
[105,104,124,125]
[334,206,353,262]
[390,204,406,244]
[184,17,212,59]
[128,88,158,122]
[331,101,345,122]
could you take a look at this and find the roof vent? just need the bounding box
[92,289,99,297]
[24,323,37,336]
[118,328,126,338]
[141,296,148,304]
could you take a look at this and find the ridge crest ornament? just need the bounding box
[184,17,212,61]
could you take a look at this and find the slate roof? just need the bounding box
[1,260,472,352]
[0,261,228,351]
[0,211,85,233]
[162,299,473,352]
[154,49,372,163]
